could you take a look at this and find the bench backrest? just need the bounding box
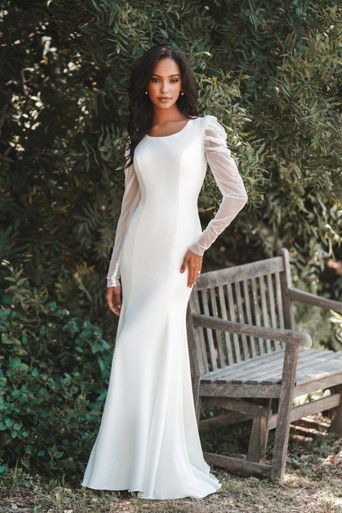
[188,248,294,376]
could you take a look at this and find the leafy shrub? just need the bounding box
[0,263,113,483]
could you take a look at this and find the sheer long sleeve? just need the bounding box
[106,146,141,288]
[187,115,248,256]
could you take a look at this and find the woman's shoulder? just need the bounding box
[188,113,219,123]
[202,113,223,125]
[197,114,226,139]
[188,115,226,141]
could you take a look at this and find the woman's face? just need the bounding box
[146,57,182,109]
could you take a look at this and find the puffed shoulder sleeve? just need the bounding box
[187,115,248,256]
[106,143,141,287]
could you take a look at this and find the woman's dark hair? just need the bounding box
[125,44,199,168]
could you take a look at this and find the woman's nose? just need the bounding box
[160,82,169,93]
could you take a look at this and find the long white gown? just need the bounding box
[80,114,248,500]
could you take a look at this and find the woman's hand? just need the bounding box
[106,286,122,316]
[180,249,203,287]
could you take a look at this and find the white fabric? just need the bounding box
[187,115,248,255]
[106,114,248,287]
[81,115,248,500]
[106,143,141,288]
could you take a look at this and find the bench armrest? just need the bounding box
[191,314,312,348]
[288,287,342,313]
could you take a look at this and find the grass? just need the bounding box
[0,416,341,513]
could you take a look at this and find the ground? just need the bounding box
[1,415,341,513]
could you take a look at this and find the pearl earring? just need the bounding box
[145,90,148,94]
[181,91,184,95]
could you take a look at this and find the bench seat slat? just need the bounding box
[202,350,342,385]
[203,348,321,381]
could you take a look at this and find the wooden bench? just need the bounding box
[186,247,342,481]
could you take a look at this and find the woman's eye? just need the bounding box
[150,78,179,84]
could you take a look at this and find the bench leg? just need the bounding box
[248,416,269,462]
[330,384,342,437]
[248,399,272,463]
[271,344,299,481]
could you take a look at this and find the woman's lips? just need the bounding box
[158,97,171,102]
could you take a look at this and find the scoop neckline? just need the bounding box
[145,118,193,138]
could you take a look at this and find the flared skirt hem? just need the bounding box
[80,480,222,500]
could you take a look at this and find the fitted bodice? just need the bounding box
[106,114,248,288]
[133,117,206,212]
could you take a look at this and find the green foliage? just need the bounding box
[1,0,341,329]
[0,263,112,480]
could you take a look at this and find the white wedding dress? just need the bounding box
[80,114,248,500]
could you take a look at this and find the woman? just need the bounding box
[81,44,248,500]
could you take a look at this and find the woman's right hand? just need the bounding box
[106,286,121,316]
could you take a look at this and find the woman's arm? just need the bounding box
[106,144,140,287]
[187,115,248,256]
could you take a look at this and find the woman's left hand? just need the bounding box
[180,249,203,287]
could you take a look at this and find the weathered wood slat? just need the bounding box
[215,330,227,370]
[288,287,342,313]
[202,288,218,371]
[202,348,289,380]
[209,287,226,368]
[202,349,333,385]
[290,350,341,375]
[226,283,242,362]
[261,351,341,382]
[234,357,290,383]
[279,248,295,330]
[203,452,271,477]
[199,411,249,429]
[202,396,270,417]
[242,349,324,381]
[218,284,234,366]
[191,292,208,375]
[267,274,277,328]
[204,350,287,382]
[267,273,281,351]
[243,279,257,357]
[294,372,342,396]
[194,256,284,291]
[268,393,341,430]
[276,357,341,385]
[239,350,338,383]
[262,360,342,385]
[235,281,250,359]
[237,350,341,385]
[259,274,272,352]
[200,382,281,398]
[227,351,284,383]
[192,314,312,347]
[296,365,342,384]
[251,277,264,353]
[274,271,284,331]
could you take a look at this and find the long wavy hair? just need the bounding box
[125,44,199,169]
